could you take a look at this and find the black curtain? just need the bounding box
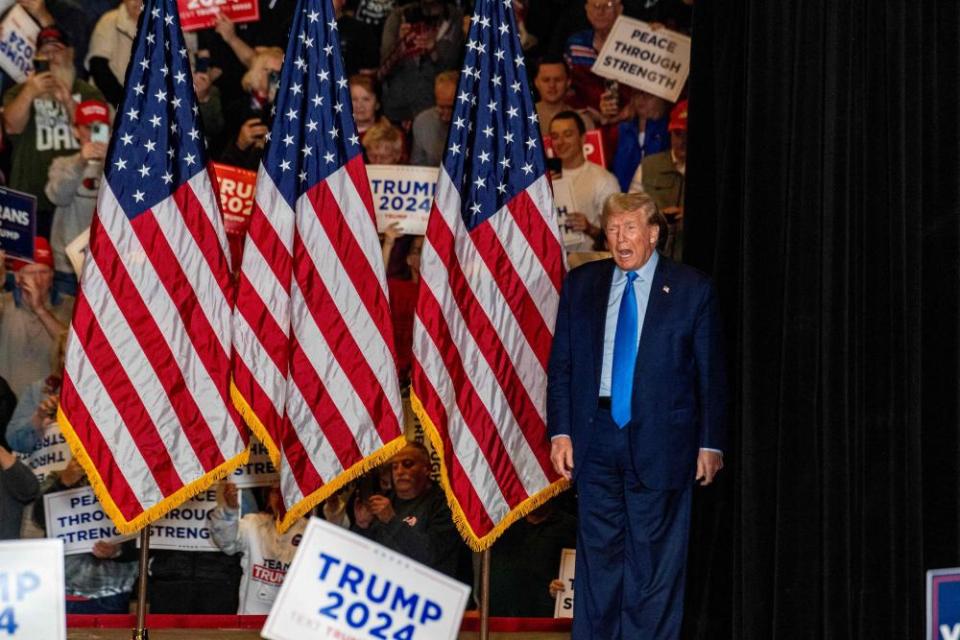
[683,1,960,637]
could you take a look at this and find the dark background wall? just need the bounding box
[683,2,960,637]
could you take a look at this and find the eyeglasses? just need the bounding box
[587,0,618,11]
[391,459,418,469]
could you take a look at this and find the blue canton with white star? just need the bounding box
[263,0,361,210]
[445,0,546,230]
[104,0,208,218]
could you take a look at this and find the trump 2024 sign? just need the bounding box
[929,568,960,640]
[262,517,470,640]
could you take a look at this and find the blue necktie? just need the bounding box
[611,272,639,428]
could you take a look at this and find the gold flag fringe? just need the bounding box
[56,405,251,536]
[230,379,281,468]
[409,391,570,552]
[275,434,408,533]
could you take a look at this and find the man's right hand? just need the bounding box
[237,118,268,151]
[550,436,574,480]
[222,481,239,509]
[25,71,56,98]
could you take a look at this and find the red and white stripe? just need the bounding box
[412,170,566,547]
[232,155,404,527]
[60,173,247,530]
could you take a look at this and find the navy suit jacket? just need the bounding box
[547,255,728,489]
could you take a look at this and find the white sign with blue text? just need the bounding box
[43,486,127,556]
[0,6,40,83]
[262,517,470,640]
[928,567,960,640]
[0,539,65,639]
[231,439,279,488]
[141,488,219,552]
[368,164,439,236]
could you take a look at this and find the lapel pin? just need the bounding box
[662,285,670,294]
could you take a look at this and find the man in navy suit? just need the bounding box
[547,192,727,639]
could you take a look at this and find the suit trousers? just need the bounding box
[572,409,693,640]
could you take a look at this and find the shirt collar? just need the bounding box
[614,250,659,284]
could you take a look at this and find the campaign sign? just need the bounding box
[142,489,219,551]
[553,548,575,618]
[19,423,70,484]
[212,162,257,236]
[43,486,126,555]
[211,162,257,271]
[231,439,279,488]
[550,177,584,248]
[262,517,471,640]
[591,17,691,103]
[928,568,960,640]
[177,0,260,32]
[543,130,607,168]
[0,539,66,639]
[0,6,39,83]
[368,164,439,236]
[0,185,36,262]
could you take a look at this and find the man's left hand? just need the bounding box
[366,495,396,524]
[696,449,723,486]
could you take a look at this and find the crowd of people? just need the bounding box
[0,0,694,619]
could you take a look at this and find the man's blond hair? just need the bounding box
[600,192,667,235]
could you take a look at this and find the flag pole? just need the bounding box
[479,549,491,640]
[133,528,150,640]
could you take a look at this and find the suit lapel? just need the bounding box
[590,260,615,389]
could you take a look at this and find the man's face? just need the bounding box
[549,117,584,164]
[585,0,622,32]
[15,264,53,296]
[37,43,72,72]
[434,82,457,124]
[534,63,569,105]
[390,446,431,500]
[604,209,658,272]
[632,91,668,120]
[670,129,687,164]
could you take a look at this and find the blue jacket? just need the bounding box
[612,116,670,191]
[546,256,728,489]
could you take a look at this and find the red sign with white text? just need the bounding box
[210,162,257,272]
[543,129,607,168]
[177,0,260,32]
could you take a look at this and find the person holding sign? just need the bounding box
[547,192,726,639]
[208,482,307,615]
[548,111,620,253]
[32,458,139,613]
[563,0,631,126]
[0,240,73,397]
[0,443,39,540]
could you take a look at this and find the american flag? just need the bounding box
[230,0,405,530]
[410,0,568,550]
[57,0,248,534]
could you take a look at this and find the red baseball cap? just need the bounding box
[36,26,69,50]
[668,99,688,132]
[8,237,54,272]
[75,100,110,127]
